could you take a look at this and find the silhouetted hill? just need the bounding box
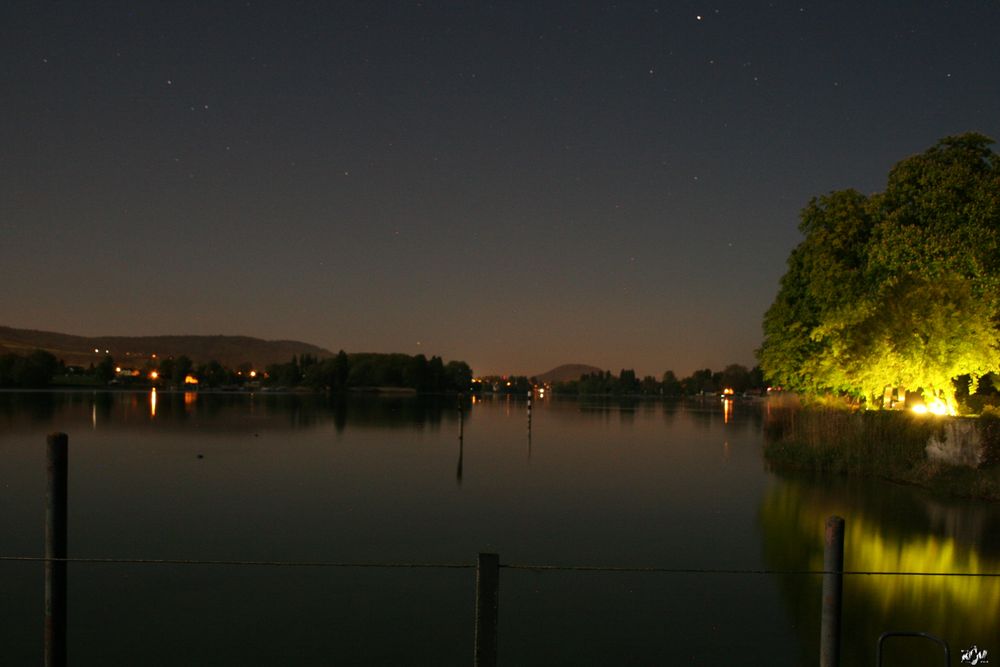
[0,325,333,368]
[534,364,604,383]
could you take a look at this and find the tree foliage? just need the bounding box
[0,350,61,387]
[759,134,1000,407]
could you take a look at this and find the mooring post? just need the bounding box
[45,432,68,667]
[474,552,499,667]
[819,515,844,667]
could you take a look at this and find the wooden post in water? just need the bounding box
[45,432,68,667]
[526,391,532,431]
[459,396,465,442]
[819,515,844,667]
[474,552,499,667]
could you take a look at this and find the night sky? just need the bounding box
[3,2,999,377]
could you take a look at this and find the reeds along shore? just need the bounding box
[762,406,1000,500]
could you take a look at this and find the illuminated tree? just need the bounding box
[759,134,1000,409]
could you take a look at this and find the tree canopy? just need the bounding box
[758,134,1000,409]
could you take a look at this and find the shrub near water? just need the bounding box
[763,408,935,475]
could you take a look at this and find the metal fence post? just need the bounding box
[474,552,499,667]
[820,515,844,667]
[45,432,68,667]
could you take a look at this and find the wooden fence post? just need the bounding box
[45,432,68,667]
[819,515,844,667]
[474,552,499,667]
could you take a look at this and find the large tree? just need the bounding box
[759,134,1000,409]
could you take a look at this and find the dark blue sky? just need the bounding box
[3,1,999,376]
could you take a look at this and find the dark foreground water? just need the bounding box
[1,391,998,665]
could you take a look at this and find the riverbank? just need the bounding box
[763,407,1000,500]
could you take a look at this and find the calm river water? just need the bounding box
[1,390,997,665]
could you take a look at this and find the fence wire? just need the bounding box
[2,555,999,578]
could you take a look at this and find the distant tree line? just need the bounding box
[264,352,473,393]
[0,350,62,388]
[0,348,474,394]
[551,364,766,396]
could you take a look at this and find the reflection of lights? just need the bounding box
[149,388,157,418]
[722,398,733,423]
[763,483,1000,639]
[184,391,197,407]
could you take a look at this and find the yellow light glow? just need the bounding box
[184,375,199,385]
[149,370,159,380]
[929,399,951,415]
[911,399,955,416]
[115,366,122,373]
[249,370,257,378]
[149,388,157,418]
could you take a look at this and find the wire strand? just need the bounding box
[2,555,998,577]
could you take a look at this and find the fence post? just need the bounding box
[819,515,844,667]
[474,552,499,667]
[45,432,68,667]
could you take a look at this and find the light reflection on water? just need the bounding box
[760,475,1000,665]
[0,391,997,665]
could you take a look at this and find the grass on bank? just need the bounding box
[763,405,1000,500]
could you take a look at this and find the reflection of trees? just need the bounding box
[686,400,715,430]
[759,474,1000,665]
[0,392,468,434]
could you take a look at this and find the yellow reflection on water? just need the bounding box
[815,514,1000,616]
[761,479,1000,645]
[149,388,157,418]
[722,398,733,424]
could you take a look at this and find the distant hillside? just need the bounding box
[0,325,333,368]
[534,363,604,383]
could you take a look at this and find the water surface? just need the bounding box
[1,391,997,665]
